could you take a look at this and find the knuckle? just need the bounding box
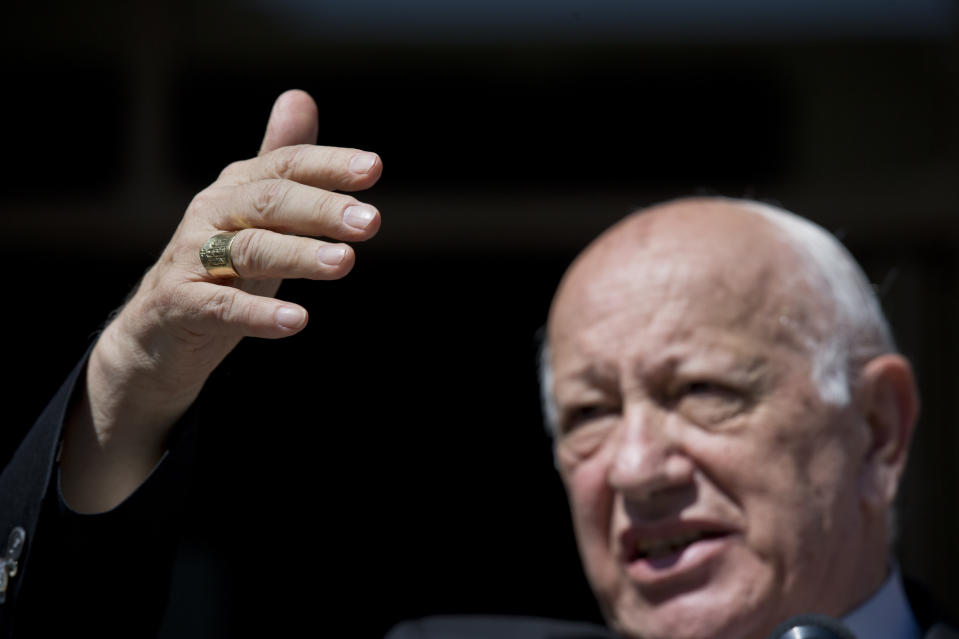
[202,288,238,324]
[234,231,303,277]
[249,179,287,221]
[232,230,268,275]
[145,280,192,328]
[314,190,345,220]
[187,184,229,221]
[187,188,213,215]
[269,145,308,180]
[218,160,247,181]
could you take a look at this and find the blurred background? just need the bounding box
[2,0,958,635]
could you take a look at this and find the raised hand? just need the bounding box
[60,90,382,512]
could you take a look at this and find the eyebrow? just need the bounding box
[557,344,770,393]
[669,354,771,388]
[556,362,618,388]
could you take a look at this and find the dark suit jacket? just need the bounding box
[386,612,959,639]
[386,616,617,638]
[907,580,959,639]
[1,361,956,638]
[0,355,195,638]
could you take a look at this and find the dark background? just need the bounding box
[2,0,958,636]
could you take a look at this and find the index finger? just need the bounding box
[219,145,383,192]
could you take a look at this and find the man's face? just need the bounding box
[547,205,881,639]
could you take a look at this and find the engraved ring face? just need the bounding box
[199,231,240,278]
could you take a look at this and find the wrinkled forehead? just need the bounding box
[548,202,829,355]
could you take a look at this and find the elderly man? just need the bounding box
[542,198,923,638]
[390,199,952,639]
[0,91,952,637]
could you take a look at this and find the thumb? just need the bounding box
[258,89,319,156]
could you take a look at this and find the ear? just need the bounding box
[258,89,319,156]
[855,354,919,512]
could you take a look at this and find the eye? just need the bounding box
[561,403,619,433]
[681,381,727,395]
[672,380,747,424]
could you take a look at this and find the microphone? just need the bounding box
[767,614,858,639]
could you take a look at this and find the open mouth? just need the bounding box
[631,530,729,561]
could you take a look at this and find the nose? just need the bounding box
[608,403,695,502]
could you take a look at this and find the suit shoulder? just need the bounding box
[386,615,618,639]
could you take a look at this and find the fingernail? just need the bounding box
[318,244,346,266]
[349,152,377,174]
[275,306,306,330]
[343,205,376,230]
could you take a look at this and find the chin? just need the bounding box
[610,604,769,639]
[602,571,777,639]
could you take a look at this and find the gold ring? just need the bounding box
[199,231,240,278]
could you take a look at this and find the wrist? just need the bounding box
[87,318,205,443]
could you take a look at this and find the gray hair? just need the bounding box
[538,197,897,438]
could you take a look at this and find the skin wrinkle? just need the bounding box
[540,197,905,639]
[540,197,894,436]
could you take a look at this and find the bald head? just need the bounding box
[541,197,895,435]
[542,197,917,639]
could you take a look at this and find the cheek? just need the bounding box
[562,454,619,580]
[708,428,852,574]
[564,454,614,535]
